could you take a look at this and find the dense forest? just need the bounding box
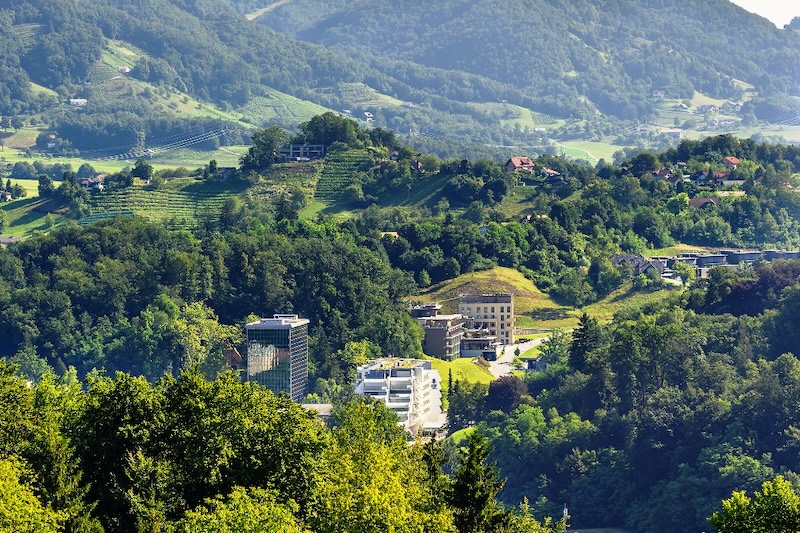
[244,0,800,119]
[0,362,570,532]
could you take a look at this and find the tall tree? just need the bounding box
[449,431,508,533]
[569,313,601,372]
[240,126,290,173]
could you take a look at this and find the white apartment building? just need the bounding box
[354,358,446,436]
[459,293,514,344]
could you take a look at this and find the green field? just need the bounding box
[1,145,242,174]
[556,140,620,162]
[1,197,66,237]
[332,83,403,108]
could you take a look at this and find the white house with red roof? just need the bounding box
[505,157,535,172]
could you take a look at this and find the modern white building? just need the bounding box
[354,358,446,436]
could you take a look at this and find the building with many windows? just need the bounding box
[245,315,309,402]
[458,293,514,344]
[417,313,465,361]
[355,358,446,436]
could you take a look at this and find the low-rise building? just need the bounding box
[410,303,442,318]
[460,332,501,360]
[355,358,445,436]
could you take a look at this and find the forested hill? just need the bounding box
[241,0,800,119]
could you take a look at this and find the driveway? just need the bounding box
[488,337,546,378]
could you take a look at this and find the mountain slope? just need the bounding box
[248,0,800,119]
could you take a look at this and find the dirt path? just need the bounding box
[246,0,293,21]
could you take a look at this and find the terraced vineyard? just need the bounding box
[11,23,43,48]
[238,91,330,125]
[87,61,120,85]
[531,111,559,125]
[84,186,234,228]
[314,149,373,200]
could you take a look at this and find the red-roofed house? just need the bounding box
[723,156,741,169]
[505,157,535,173]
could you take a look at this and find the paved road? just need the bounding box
[488,338,546,378]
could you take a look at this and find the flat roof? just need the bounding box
[245,314,309,329]
[359,358,430,371]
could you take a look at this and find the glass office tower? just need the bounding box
[245,315,309,402]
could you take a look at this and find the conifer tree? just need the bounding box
[449,431,508,533]
[569,312,601,372]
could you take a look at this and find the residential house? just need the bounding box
[505,157,535,173]
[689,197,719,209]
[78,177,104,192]
[722,156,741,170]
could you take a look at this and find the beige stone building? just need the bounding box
[458,293,514,344]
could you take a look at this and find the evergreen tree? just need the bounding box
[569,313,601,372]
[449,431,508,533]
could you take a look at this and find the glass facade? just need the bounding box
[246,316,309,402]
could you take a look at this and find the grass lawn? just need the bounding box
[299,199,328,220]
[1,196,70,237]
[691,91,729,107]
[447,427,475,446]
[519,344,542,360]
[424,356,494,395]
[557,140,620,162]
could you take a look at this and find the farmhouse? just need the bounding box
[505,157,535,172]
[660,127,683,139]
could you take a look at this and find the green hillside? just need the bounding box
[420,266,677,331]
[3,0,800,158]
